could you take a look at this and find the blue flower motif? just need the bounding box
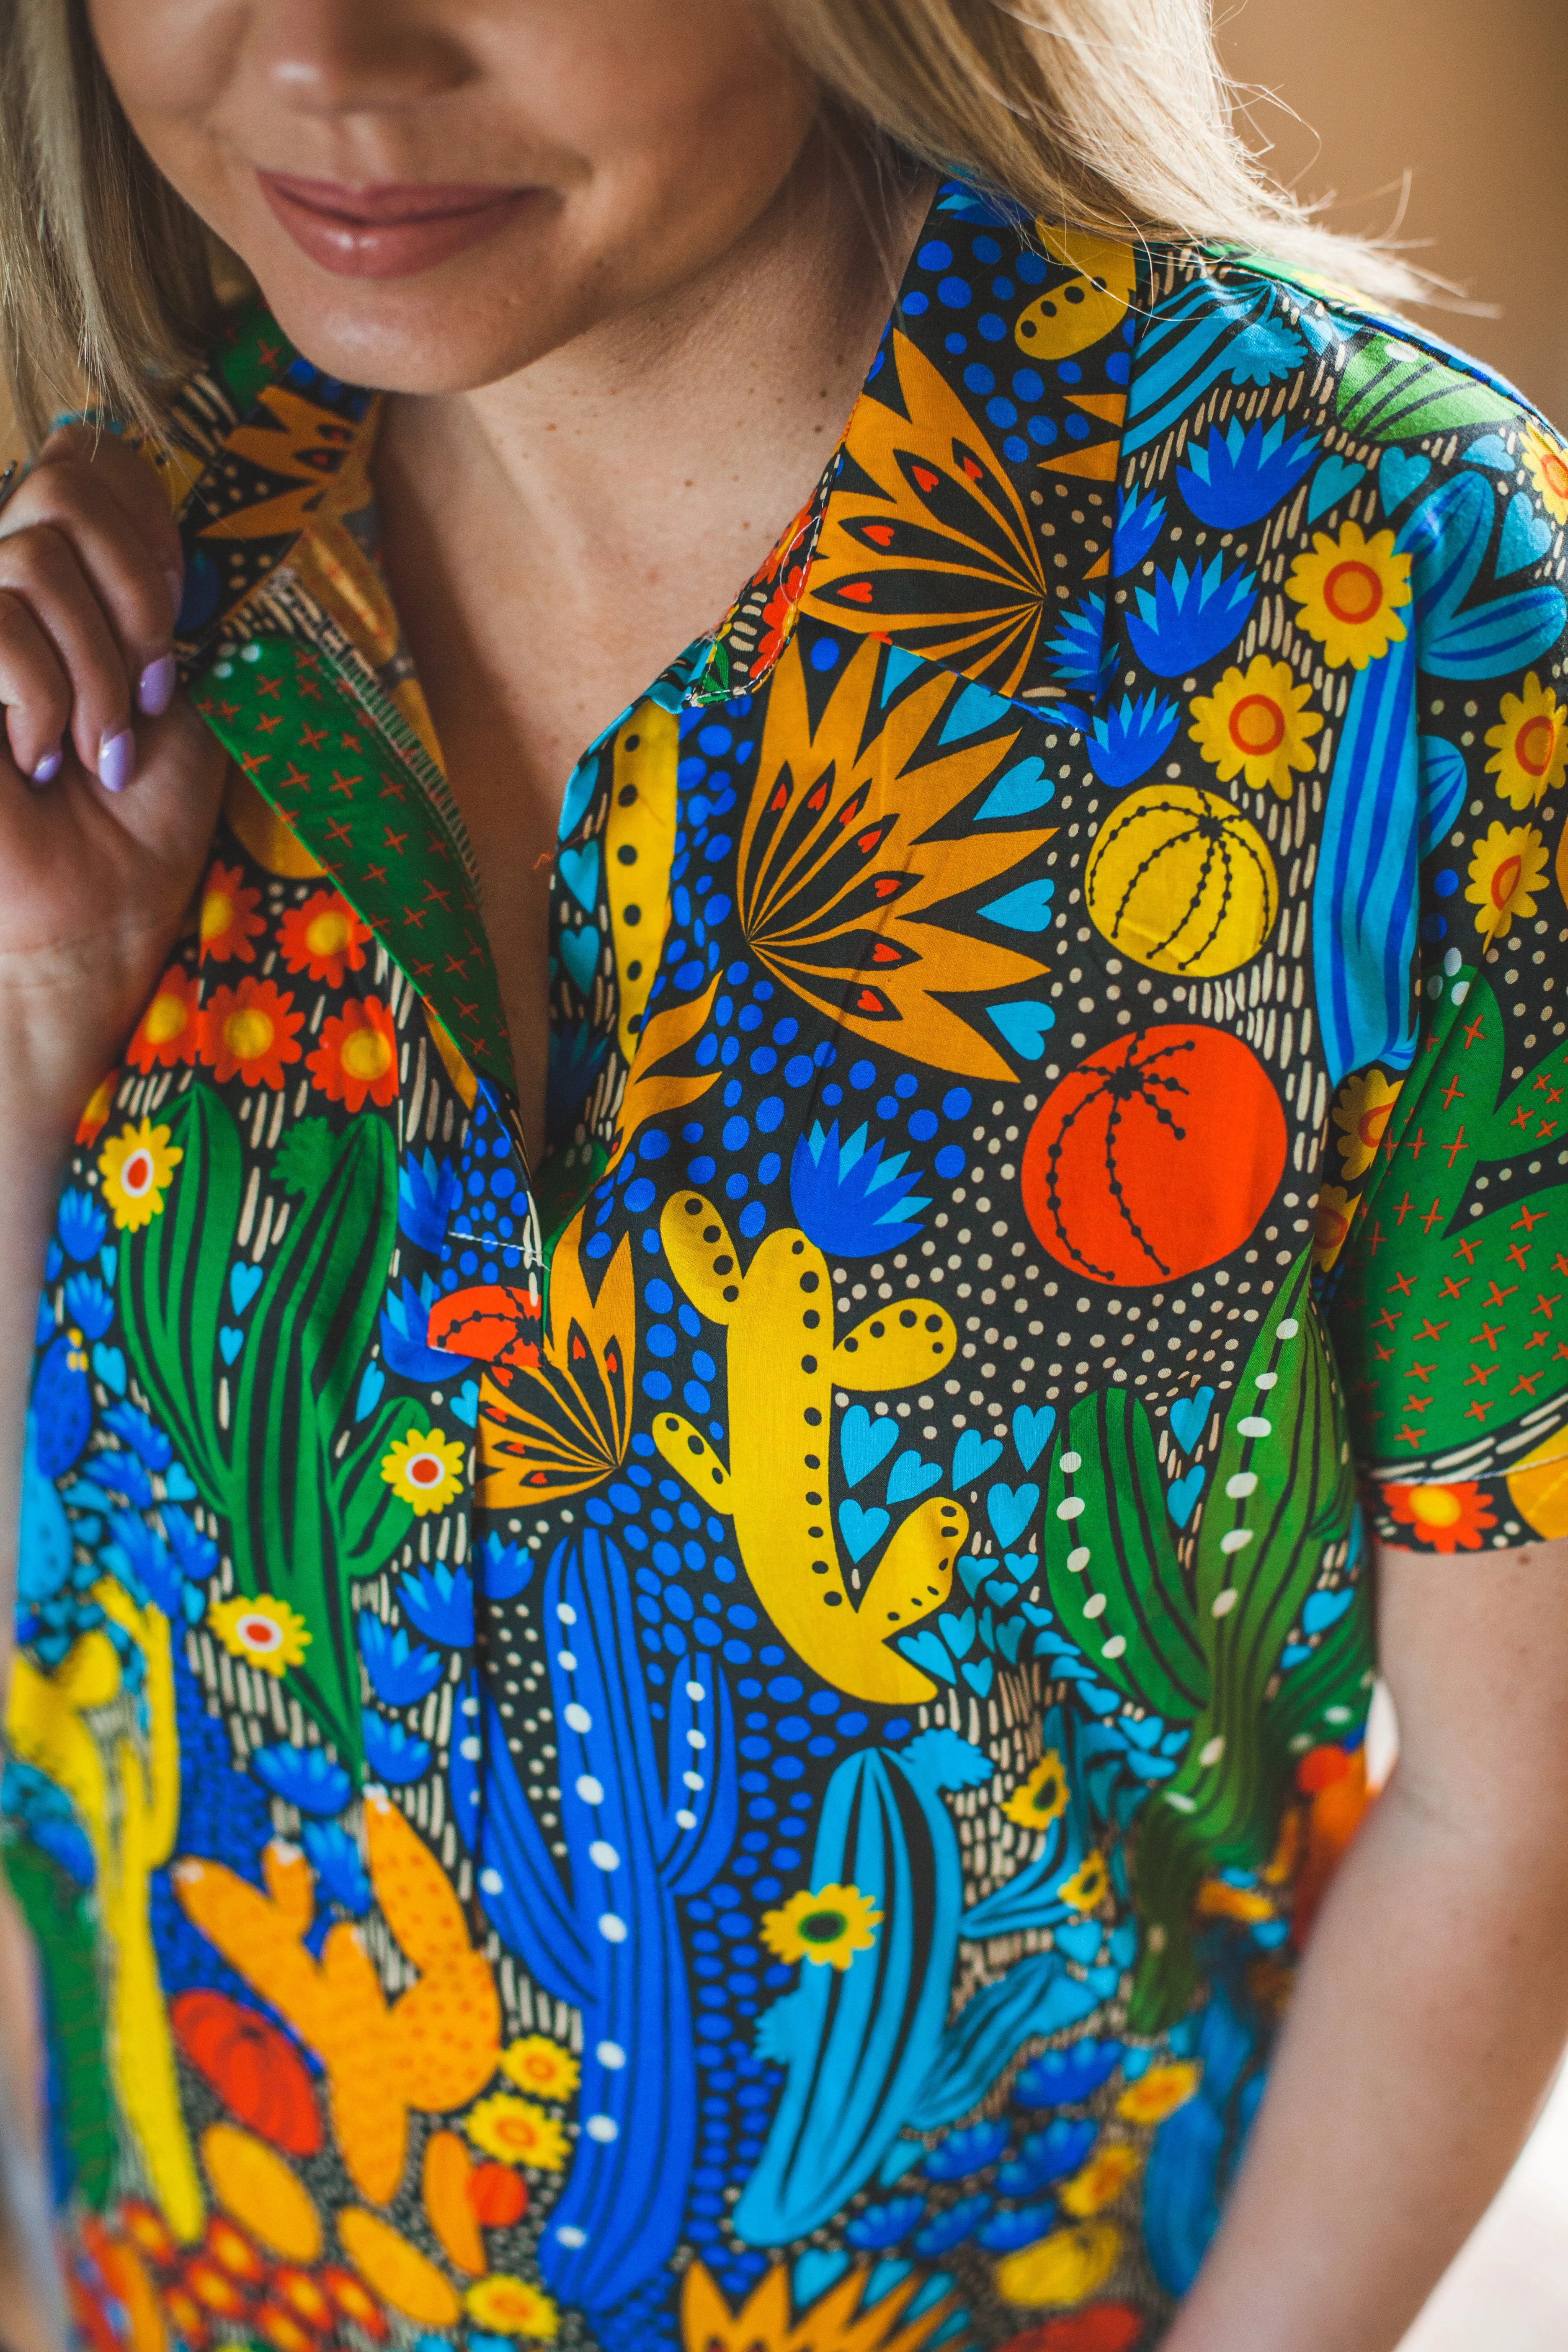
[481,1530,532,1601]
[62,1274,113,1343]
[102,1511,182,1619]
[380,1276,469,1383]
[302,1820,372,1914]
[1227,315,1307,387]
[789,1123,931,1258]
[1177,416,1320,529]
[31,1333,91,1479]
[358,1617,443,1707]
[102,1402,174,1472]
[924,2120,1010,2180]
[1016,2037,1125,2107]
[397,1150,462,1254]
[1045,594,1113,694]
[996,2116,1099,2196]
[57,1189,107,1264]
[16,1424,71,1607]
[399,1563,474,1648]
[162,1505,219,1583]
[1085,691,1181,790]
[913,2195,992,2256]
[844,2195,926,2250]
[1127,554,1256,678]
[1111,486,1166,575]
[82,1447,155,1509]
[976,2201,1058,2251]
[251,1742,352,1816]
[3,1763,95,1886]
[363,1714,433,1786]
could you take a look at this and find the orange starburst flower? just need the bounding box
[127,966,201,1072]
[278,889,371,986]
[321,2267,389,2339]
[204,2215,267,2284]
[307,995,399,1112]
[200,977,304,1089]
[1383,1480,1496,1554]
[199,859,266,965]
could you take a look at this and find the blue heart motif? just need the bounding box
[229,1262,263,1314]
[1087,1964,1122,1999]
[958,1553,989,1597]
[1302,1586,1354,1635]
[961,1656,995,1697]
[355,1362,387,1420]
[1013,1403,1055,1472]
[1168,1387,1215,1454]
[954,1429,1004,1487]
[99,1246,117,1286]
[938,1608,976,1658]
[1168,1465,1206,1527]
[559,925,601,995]
[887,1449,941,1504]
[1462,433,1513,472]
[987,1000,1055,1060]
[842,1405,900,1488]
[557,840,601,911]
[1120,1714,1164,1751]
[449,1380,480,1430]
[839,1498,890,1563]
[219,1327,245,1366]
[1379,448,1431,513]
[976,756,1054,820]
[987,1482,1039,1546]
[1020,1602,1053,1628]
[163,1464,197,1502]
[91,1343,126,1395]
[1056,1919,1103,1964]
[1004,1551,1031,1578]
[986,1577,1019,1604]
[996,1618,1026,1664]
[896,1627,956,1684]
[1498,491,1554,578]
[1306,453,1367,523]
[980,878,1056,933]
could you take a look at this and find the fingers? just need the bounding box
[0,431,186,790]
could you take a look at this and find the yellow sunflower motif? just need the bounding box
[464,2094,568,2172]
[1313,1184,1357,1273]
[1284,520,1412,670]
[1115,2059,1201,2126]
[1188,656,1323,799]
[1003,1751,1071,1831]
[500,2036,580,2101]
[463,2275,560,2341]
[1523,425,1568,525]
[208,1594,310,1676]
[761,1883,882,1971]
[379,1426,467,1516]
[1485,672,1568,810]
[1059,2140,1142,2219]
[1330,1069,1404,1181]
[1057,1851,1109,1912]
[1465,820,1549,944]
[98,1117,183,1233]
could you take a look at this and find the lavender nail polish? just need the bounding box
[98,726,135,794]
[29,747,62,788]
[138,651,177,718]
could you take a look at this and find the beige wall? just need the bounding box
[1220,0,1568,424]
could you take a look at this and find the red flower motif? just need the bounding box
[171,1991,322,2156]
[756,561,808,672]
[199,977,304,1090]
[307,995,399,1112]
[127,966,201,1072]
[1001,2307,1145,2352]
[1382,1480,1497,1554]
[198,859,266,965]
[468,2161,529,2226]
[278,889,371,986]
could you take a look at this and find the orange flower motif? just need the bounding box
[756,561,809,672]
[75,1072,116,1148]
[127,965,201,1072]
[278,890,371,986]
[201,977,304,1089]
[308,996,399,1112]
[199,859,266,965]
[321,2266,390,2339]
[1383,1480,1496,1554]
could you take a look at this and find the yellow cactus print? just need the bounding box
[606,699,680,1062]
[653,1189,965,1702]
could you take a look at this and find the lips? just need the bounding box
[257,170,535,279]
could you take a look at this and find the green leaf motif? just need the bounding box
[1336,331,1517,446]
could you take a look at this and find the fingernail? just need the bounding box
[137,651,177,718]
[98,726,135,794]
[165,568,185,621]
[29,747,62,788]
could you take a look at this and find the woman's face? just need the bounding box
[89,0,819,394]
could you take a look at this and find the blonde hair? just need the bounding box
[0,0,1416,447]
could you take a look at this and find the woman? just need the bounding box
[2,3,1567,2347]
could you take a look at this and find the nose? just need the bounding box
[256,0,475,113]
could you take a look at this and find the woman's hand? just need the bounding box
[0,425,225,1115]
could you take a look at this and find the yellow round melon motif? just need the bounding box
[201,2121,322,2262]
[1084,784,1277,976]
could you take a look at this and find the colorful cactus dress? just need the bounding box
[10,185,1568,2352]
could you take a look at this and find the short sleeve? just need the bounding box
[1322,410,1568,1553]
